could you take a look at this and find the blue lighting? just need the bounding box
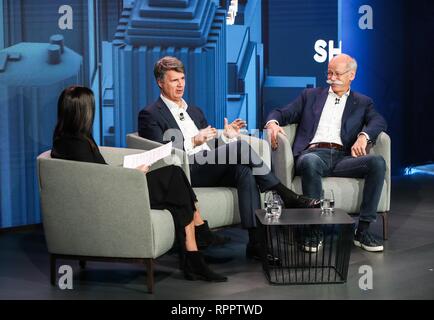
[403,165,434,176]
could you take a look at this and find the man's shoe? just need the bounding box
[296,195,321,208]
[195,221,231,249]
[354,230,384,252]
[273,183,320,209]
[246,243,281,266]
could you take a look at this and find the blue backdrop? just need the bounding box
[0,0,433,228]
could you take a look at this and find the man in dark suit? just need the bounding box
[265,54,387,252]
[139,56,319,262]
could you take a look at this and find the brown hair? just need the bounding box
[153,56,185,83]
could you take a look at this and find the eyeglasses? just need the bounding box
[327,69,351,78]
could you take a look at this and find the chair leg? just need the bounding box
[145,258,154,294]
[382,211,389,240]
[50,254,56,286]
[79,260,86,269]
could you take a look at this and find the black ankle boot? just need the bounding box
[183,251,228,282]
[195,221,231,249]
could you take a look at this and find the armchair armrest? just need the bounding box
[369,132,390,167]
[268,124,298,188]
[369,131,391,210]
[99,146,149,167]
[126,133,191,180]
[239,133,272,169]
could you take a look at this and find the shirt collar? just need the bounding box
[328,86,351,98]
[160,94,188,112]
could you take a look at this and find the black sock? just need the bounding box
[357,221,370,234]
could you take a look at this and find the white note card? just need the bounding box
[123,142,172,169]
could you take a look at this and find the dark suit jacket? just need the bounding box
[265,87,387,157]
[138,97,210,151]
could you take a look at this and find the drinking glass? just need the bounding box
[320,189,335,213]
[270,193,283,219]
[264,191,274,219]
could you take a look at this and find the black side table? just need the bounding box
[256,208,355,284]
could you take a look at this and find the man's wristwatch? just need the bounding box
[358,132,371,144]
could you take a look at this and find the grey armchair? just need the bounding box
[37,147,178,293]
[270,124,391,239]
[127,132,272,229]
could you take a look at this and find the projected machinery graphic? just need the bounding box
[0,36,82,227]
[110,0,227,146]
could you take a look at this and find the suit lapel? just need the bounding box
[341,91,357,137]
[312,88,329,132]
[156,97,181,131]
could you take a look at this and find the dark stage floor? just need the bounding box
[1,175,434,300]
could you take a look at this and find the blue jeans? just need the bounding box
[295,148,386,223]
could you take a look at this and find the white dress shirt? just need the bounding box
[309,87,350,146]
[265,87,370,146]
[160,94,211,156]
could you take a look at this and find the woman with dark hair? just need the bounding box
[51,85,227,282]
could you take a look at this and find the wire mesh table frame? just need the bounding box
[256,208,355,285]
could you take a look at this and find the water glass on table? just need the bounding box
[271,194,283,219]
[264,191,274,218]
[264,191,283,219]
[320,189,335,213]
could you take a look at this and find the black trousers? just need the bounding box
[189,140,280,229]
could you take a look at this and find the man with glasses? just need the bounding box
[265,54,387,252]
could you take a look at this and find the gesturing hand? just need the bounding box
[136,164,150,174]
[351,135,368,157]
[193,125,217,147]
[223,118,247,139]
[266,122,287,150]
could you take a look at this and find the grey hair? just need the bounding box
[347,56,358,72]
